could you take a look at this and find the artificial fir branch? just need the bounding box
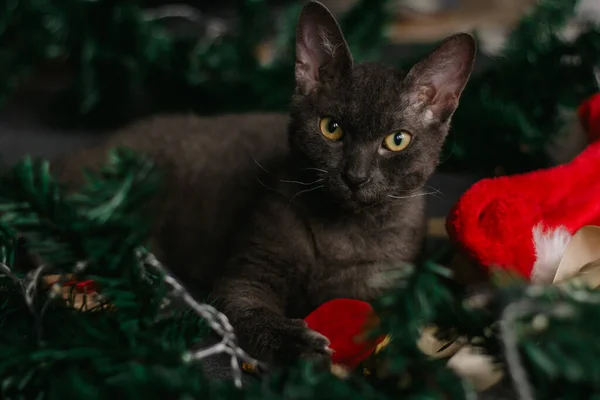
[369,262,475,399]
[501,282,600,399]
[2,150,600,398]
[0,156,87,271]
[0,155,483,399]
[0,149,217,398]
[0,147,165,338]
[502,0,579,59]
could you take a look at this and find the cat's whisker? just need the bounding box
[280,178,325,186]
[423,185,442,193]
[255,177,284,197]
[422,186,444,199]
[251,156,272,175]
[300,167,329,174]
[393,186,444,200]
[288,185,325,204]
[387,191,440,200]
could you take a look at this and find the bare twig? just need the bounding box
[137,249,264,388]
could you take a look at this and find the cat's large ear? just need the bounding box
[295,1,353,95]
[405,33,476,122]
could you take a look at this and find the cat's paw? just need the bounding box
[274,319,332,368]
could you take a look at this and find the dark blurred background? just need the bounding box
[0,0,542,162]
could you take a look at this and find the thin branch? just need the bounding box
[499,300,536,400]
[137,249,264,388]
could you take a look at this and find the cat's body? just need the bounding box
[53,1,476,368]
[53,113,290,293]
[52,109,425,312]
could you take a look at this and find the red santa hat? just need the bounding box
[446,93,600,282]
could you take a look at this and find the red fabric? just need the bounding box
[304,298,385,369]
[578,93,600,144]
[446,139,600,279]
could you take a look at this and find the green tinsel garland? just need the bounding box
[0,149,600,398]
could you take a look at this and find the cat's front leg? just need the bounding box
[309,260,409,305]
[212,275,332,369]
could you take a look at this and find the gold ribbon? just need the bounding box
[241,362,258,374]
[417,327,465,359]
[552,225,600,288]
[374,334,391,354]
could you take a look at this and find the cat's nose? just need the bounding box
[342,170,371,189]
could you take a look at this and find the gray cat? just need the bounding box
[52,1,476,369]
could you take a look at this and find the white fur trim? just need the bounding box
[530,224,572,283]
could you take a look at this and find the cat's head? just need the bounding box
[289,1,476,209]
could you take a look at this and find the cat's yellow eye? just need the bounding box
[319,117,344,141]
[383,130,412,152]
